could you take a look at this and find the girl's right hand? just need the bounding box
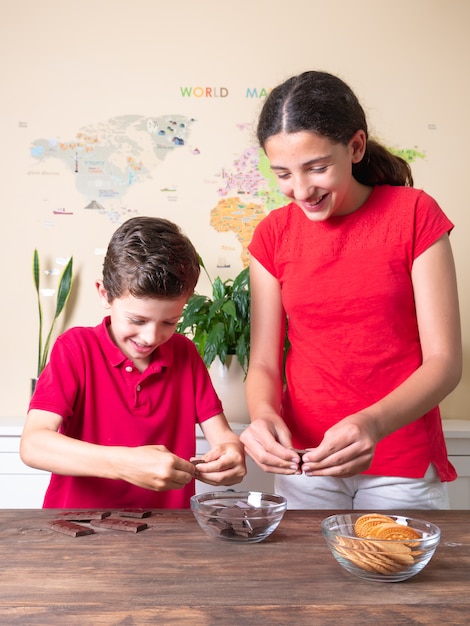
[240,417,300,474]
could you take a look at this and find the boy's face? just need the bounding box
[96,282,187,371]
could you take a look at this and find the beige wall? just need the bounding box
[1,0,469,420]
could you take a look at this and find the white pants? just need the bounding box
[275,464,450,510]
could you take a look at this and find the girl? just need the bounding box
[240,71,462,509]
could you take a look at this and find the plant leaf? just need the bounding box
[35,253,74,375]
[33,249,40,293]
[204,321,225,366]
[212,276,226,300]
[220,299,237,320]
[33,249,43,377]
[53,257,73,318]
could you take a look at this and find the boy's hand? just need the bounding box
[191,441,246,486]
[117,445,196,492]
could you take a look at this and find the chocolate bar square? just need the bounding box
[48,520,95,537]
[90,518,148,533]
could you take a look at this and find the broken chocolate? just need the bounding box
[62,510,112,521]
[90,518,148,533]
[292,448,308,469]
[202,502,270,539]
[48,520,95,537]
[119,509,152,518]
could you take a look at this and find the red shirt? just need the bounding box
[29,317,223,508]
[249,185,456,481]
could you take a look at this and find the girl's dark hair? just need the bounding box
[103,216,200,302]
[257,71,413,187]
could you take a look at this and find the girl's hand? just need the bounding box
[302,414,378,477]
[191,441,246,486]
[240,416,301,474]
[116,445,197,491]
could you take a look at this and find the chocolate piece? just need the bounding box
[191,458,206,465]
[90,518,148,533]
[292,448,308,469]
[119,509,152,518]
[203,502,269,539]
[48,520,95,537]
[62,510,112,521]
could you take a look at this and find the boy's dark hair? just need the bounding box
[102,217,200,301]
[257,70,413,187]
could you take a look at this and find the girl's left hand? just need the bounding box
[301,414,378,477]
[190,441,246,486]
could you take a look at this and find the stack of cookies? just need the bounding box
[334,513,422,575]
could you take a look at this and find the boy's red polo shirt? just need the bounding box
[29,317,223,508]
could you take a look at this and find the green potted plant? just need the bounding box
[177,256,250,374]
[177,257,250,423]
[33,249,74,382]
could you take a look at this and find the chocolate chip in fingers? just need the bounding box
[292,448,308,469]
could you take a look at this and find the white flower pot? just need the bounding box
[209,355,250,424]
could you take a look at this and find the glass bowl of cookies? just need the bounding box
[321,513,441,582]
[191,490,287,543]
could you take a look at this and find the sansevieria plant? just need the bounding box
[33,249,73,377]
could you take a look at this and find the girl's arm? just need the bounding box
[303,234,462,476]
[240,257,301,473]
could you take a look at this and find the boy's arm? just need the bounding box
[20,409,197,491]
[199,412,241,448]
[20,409,106,476]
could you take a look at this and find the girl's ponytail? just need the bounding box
[353,140,413,187]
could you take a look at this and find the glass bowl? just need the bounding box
[191,490,287,543]
[321,513,441,582]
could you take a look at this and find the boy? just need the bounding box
[21,217,246,508]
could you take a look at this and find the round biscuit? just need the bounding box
[354,514,395,538]
[369,522,422,541]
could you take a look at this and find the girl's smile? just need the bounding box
[300,193,330,214]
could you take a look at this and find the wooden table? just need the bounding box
[1,509,468,625]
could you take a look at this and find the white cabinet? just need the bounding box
[1,418,469,509]
[443,419,470,509]
[0,420,49,508]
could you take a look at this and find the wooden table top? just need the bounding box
[1,508,469,625]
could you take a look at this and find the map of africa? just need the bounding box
[30,115,425,267]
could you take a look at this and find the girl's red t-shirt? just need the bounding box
[248,185,456,481]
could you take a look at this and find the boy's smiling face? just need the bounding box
[97,282,187,371]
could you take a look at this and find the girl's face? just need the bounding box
[96,282,187,371]
[264,130,368,221]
